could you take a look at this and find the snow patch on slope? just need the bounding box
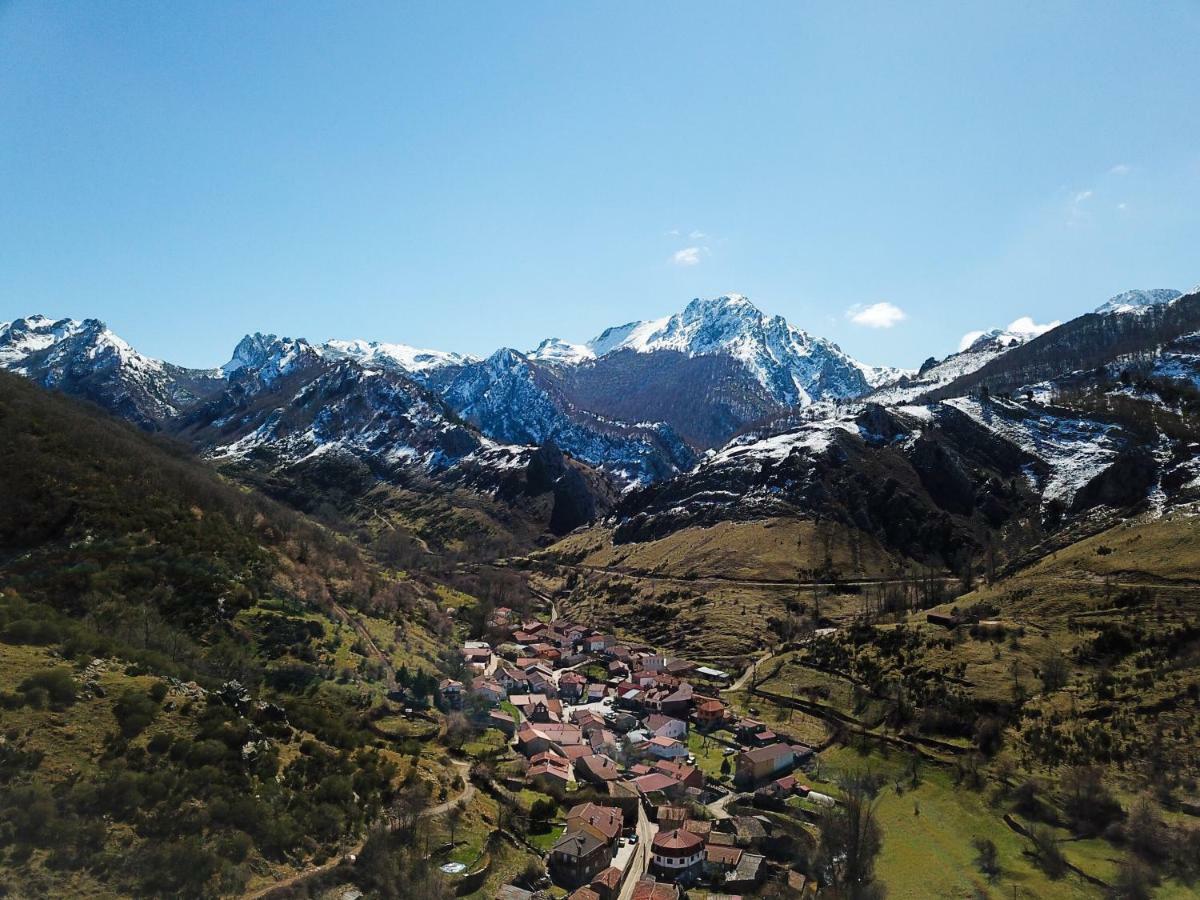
[322,338,474,373]
[1095,289,1182,316]
[944,397,1124,505]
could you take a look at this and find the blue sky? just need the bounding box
[2,2,1198,369]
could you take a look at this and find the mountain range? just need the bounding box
[3,286,1199,560]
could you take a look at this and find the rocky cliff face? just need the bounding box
[0,315,224,428]
[607,393,1200,567]
[434,347,697,485]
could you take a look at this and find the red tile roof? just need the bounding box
[652,828,704,854]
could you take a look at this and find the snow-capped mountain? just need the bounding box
[0,315,223,427]
[927,287,1199,401]
[222,332,324,384]
[576,294,888,405]
[455,294,904,454]
[439,347,696,484]
[869,323,1051,405]
[527,337,594,366]
[610,391,1198,564]
[5,283,1197,510]
[1095,288,1183,316]
[187,354,484,473]
[321,338,475,374]
[177,336,616,533]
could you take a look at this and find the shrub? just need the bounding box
[114,690,160,738]
[972,836,1000,881]
[1029,825,1067,879]
[18,668,77,709]
[146,732,172,754]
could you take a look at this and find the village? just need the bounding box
[435,606,829,900]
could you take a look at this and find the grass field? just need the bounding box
[687,731,731,780]
[529,517,945,662]
[798,745,1115,900]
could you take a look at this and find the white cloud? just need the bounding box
[847,301,906,329]
[671,246,703,266]
[1067,188,1095,225]
[1117,202,1128,211]
[688,230,707,239]
[958,330,986,352]
[1006,315,1060,337]
[1109,163,1131,176]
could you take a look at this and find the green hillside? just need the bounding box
[0,372,460,898]
[733,514,1200,898]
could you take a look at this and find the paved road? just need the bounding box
[705,789,745,821]
[616,804,658,900]
[420,760,475,818]
[726,652,773,693]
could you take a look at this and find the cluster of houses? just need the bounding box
[458,611,821,897]
[645,805,773,891]
[497,873,689,900]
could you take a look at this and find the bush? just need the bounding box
[0,618,63,645]
[147,732,172,754]
[1029,825,1067,879]
[18,668,77,709]
[972,836,1000,881]
[1061,766,1123,835]
[114,690,160,738]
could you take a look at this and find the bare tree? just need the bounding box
[817,772,886,898]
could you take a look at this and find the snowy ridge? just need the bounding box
[527,337,595,366]
[0,315,167,377]
[870,325,1050,405]
[1095,288,1182,316]
[578,294,884,405]
[942,397,1124,506]
[705,414,862,466]
[221,333,323,383]
[321,338,475,373]
[440,346,695,485]
[0,315,223,424]
[0,315,88,368]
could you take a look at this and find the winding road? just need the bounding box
[526,559,958,591]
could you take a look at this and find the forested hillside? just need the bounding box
[0,372,462,898]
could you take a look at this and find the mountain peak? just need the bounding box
[528,337,595,366]
[222,332,320,380]
[585,293,768,358]
[681,293,755,317]
[321,338,471,374]
[575,294,873,405]
[1094,288,1182,316]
